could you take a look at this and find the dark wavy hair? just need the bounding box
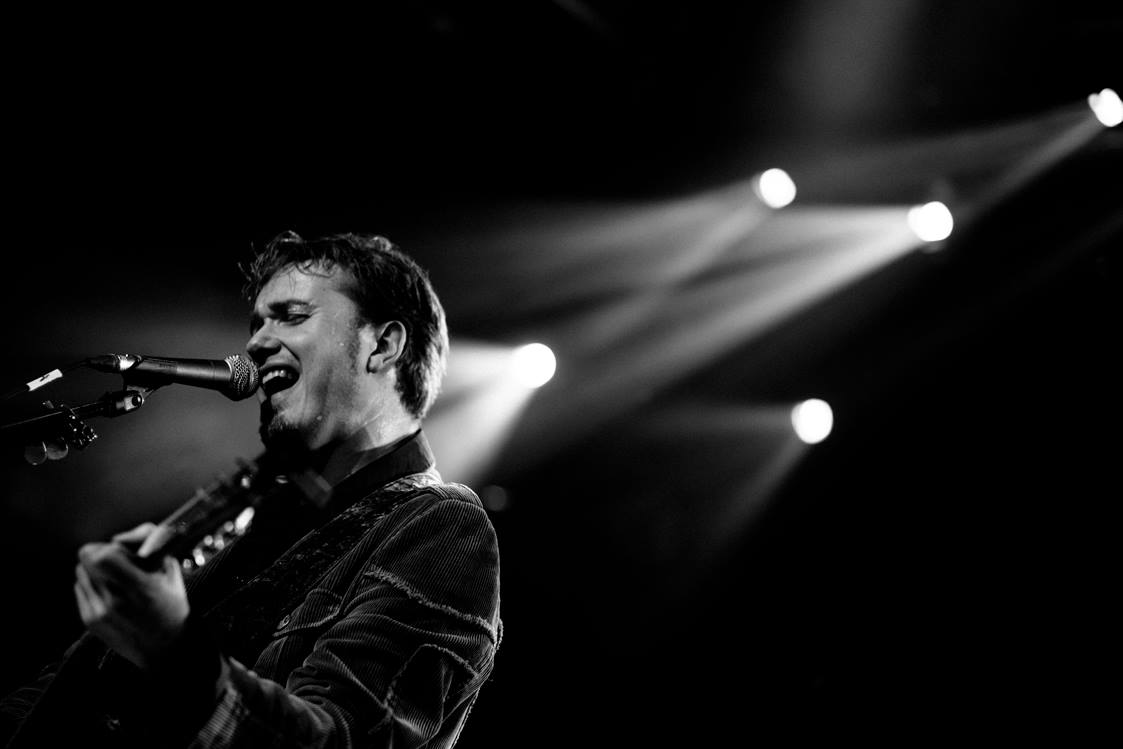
[241,230,449,420]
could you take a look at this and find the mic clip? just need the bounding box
[101,385,152,416]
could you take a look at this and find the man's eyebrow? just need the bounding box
[249,299,314,330]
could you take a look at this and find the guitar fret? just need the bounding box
[182,506,256,571]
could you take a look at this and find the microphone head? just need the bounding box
[224,355,260,400]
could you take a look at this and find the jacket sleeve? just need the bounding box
[189,494,501,749]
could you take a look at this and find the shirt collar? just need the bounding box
[318,429,437,514]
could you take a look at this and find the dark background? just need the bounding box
[3,2,1120,744]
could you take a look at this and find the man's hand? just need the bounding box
[74,522,190,672]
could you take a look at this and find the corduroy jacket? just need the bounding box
[2,431,501,748]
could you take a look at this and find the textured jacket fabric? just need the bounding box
[2,431,501,748]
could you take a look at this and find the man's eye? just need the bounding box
[281,313,309,324]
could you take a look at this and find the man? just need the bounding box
[2,231,501,748]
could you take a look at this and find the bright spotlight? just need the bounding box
[907,201,954,243]
[512,343,556,388]
[753,168,797,209]
[1088,88,1122,127]
[791,398,833,445]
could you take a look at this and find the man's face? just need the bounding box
[247,262,372,451]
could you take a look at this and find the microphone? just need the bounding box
[86,354,260,401]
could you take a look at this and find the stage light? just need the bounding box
[1088,88,1122,127]
[480,485,511,512]
[791,398,833,444]
[906,201,954,243]
[752,168,797,209]
[512,343,556,388]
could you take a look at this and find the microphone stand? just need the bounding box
[0,385,158,464]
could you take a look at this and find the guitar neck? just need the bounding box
[135,454,332,565]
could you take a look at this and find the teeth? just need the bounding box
[263,369,296,385]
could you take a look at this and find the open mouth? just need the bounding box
[261,366,299,396]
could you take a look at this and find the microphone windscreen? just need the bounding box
[224,355,260,400]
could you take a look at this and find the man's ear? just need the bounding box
[366,320,407,373]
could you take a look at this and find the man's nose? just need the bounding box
[246,325,279,360]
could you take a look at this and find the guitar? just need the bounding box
[2,442,331,747]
